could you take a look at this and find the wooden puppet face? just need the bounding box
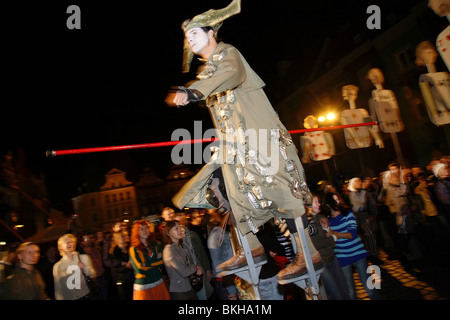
[367,68,384,86]
[428,0,450,17]
[342,86,358,102]
[417,45,438,65]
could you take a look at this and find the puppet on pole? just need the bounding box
[428,0,450,71]
[416,40,450,126]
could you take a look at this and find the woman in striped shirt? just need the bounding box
[321,192,380,300]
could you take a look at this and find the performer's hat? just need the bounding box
[181,0,241,73]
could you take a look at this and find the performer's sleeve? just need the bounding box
[189,47,246,97]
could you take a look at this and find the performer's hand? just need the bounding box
[165,91,189,107]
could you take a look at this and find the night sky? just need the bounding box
[3,0,421,211]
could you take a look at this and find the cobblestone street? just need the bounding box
[354,249,450,300]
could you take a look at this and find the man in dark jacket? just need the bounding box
[1,242,49,300]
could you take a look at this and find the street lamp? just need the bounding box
[326,112,336,121]
[317,112,336,126]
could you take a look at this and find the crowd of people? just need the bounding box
[0,155,449,300]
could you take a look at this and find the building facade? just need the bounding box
[71,165,197,230]
[72,168,139,229]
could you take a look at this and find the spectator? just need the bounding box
[256,220,287,300]
[376,171,397,255]
[0,242,19,283]
[129,220,169,300]
[433,161,450,219]
[189,210,207,236]
[383,163,410,232]
[102,228,134,300]
[53,234,96,300]
[163,220,202,300]
[158,207,175,240]
[307,194,351,300]
[362,177,379,219]
[348,177,379,261]
[189,210,209,251]
[410,164,425,188]
[183,215,214,300]
[426,157,441,186]
[36,246,59,299]
[95,230,105,251]
[383,163,422,261]
[206,208,238,300]
[161,207,175,222]
[415,172,450,250]
[1,242,49,300]
[321,192,380,300]
[340,180,351,209]
[80,232,108,299]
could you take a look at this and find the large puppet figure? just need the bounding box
[367,68,405,134]
[165,0,321,281]
[428,0,450,71]
[416,40,450,126]
[340,85,384,149]
[300,115,335,163]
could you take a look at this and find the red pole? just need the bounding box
[46,138,217,157]
[46,122,376,157]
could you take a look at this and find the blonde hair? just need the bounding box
[16,242,38,255]
[432,162,446,177]
[57,234,77,256]
[347,177,361,192]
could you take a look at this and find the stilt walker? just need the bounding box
[165,0,323,298]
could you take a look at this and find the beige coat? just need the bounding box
[173,42,309,235]
[53,252,95,300]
